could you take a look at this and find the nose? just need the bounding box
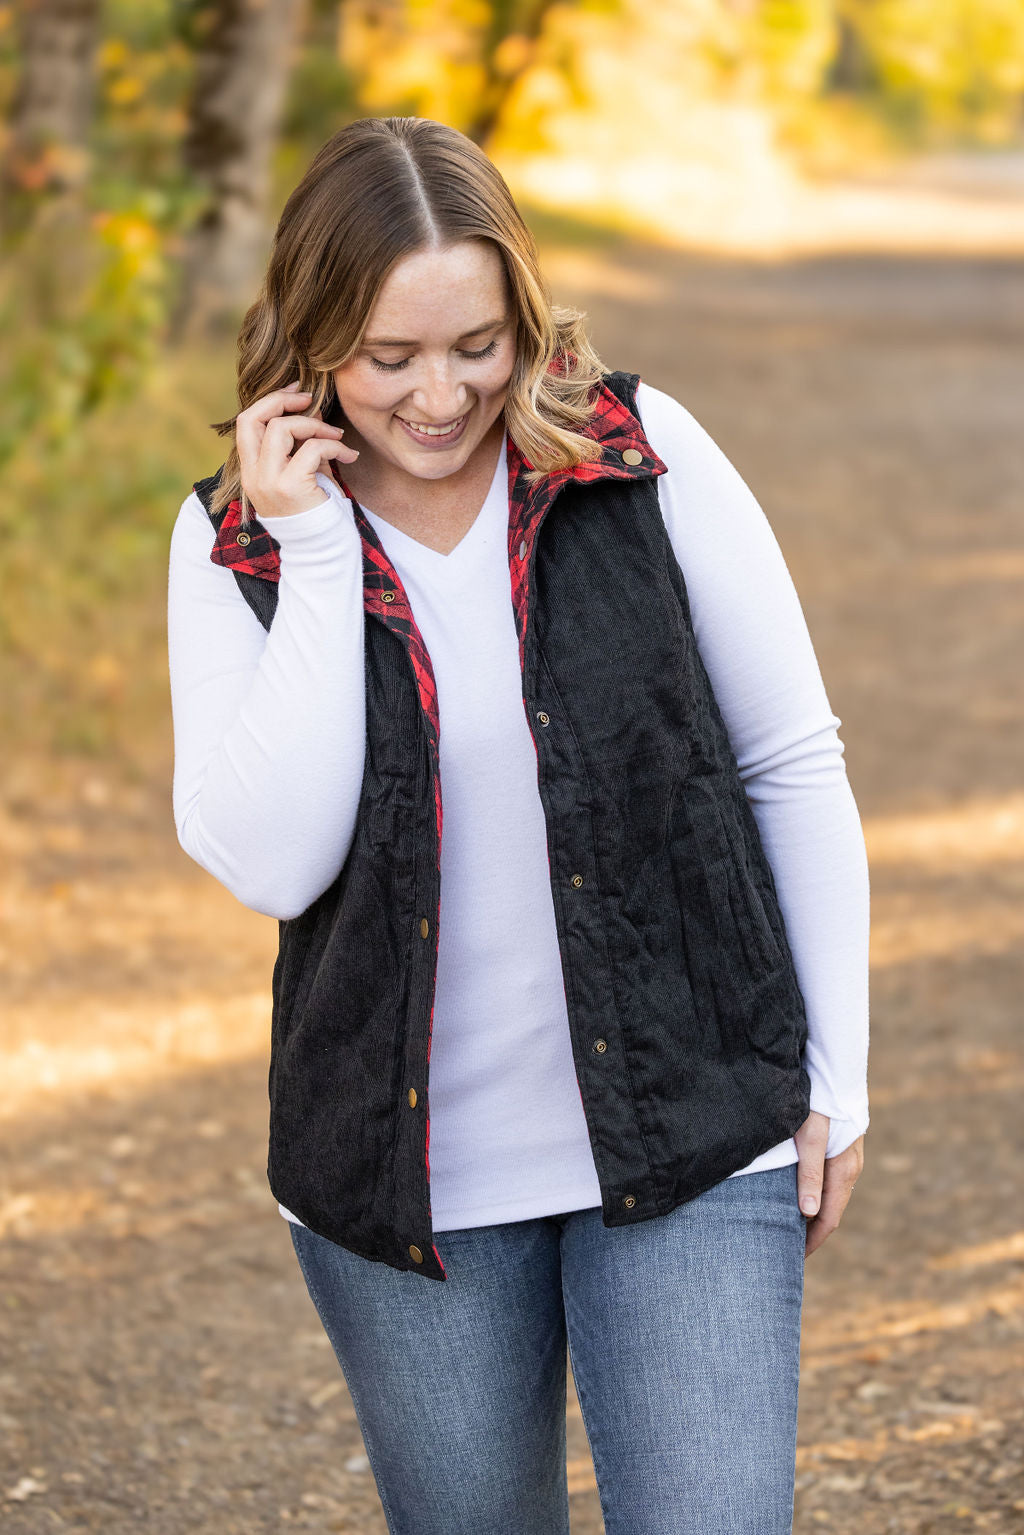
[406,358,470,423]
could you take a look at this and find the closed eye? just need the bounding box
[369,338,500,374]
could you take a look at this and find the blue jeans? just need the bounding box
[287,1163,807,1534]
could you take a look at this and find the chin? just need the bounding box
[406,453,470,479]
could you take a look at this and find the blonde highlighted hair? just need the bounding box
[207,116,611,522]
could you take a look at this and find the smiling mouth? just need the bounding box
[396,412,468,438]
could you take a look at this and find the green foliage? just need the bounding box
[91,7,199,223]
[0,202,174,471]
[0,337,232,762]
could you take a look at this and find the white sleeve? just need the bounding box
[166,471,368,921]
[636,380,870,1159]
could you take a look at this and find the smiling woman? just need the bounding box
[168,114,869,1535]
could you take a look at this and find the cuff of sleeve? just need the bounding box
[822,1113,869,1160]
[264,473,355,545]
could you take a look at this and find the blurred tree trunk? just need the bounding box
[464,0,560,149]
[171,0,309,342]
[825,4,876,94]
[0,0,102,236]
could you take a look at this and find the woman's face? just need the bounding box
[331,240,516,483]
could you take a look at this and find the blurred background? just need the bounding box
[1,2,1023,1531]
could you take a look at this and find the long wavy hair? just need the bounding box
[207,116,611,521]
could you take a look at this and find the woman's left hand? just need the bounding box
[793,1110,865,1256]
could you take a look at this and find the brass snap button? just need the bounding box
[571,873,583,888]
[518,538,527,559]
[381,589,396,603]
[419,917,429,938]
[593,1038,607,1053]
[235,531,251,546]
[623,1195,636,1209]
[621,448,643,466]
[408,1087,418,1108]
[408,1243,424,1263]
[537,711,550,727]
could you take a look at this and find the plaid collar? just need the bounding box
[203,371,667,585]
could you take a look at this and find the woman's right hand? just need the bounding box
[236,379,361,519]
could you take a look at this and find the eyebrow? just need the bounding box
[363,315,507,348]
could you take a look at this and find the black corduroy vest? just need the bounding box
[192,367,811,1281]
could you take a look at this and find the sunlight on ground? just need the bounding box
[918,552,1024,586]
[0,992,271,1121]
[927,1231,1024,1271]
[2,793,1023,1110]
[863,794,1024,869]
[803,1278,1024,1360]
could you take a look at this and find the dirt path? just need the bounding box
[2,243,1023,1532]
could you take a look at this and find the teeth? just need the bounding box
[400,414,465,437]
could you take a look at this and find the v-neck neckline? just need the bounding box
[357,437,507,568]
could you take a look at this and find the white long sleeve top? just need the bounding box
[167,380,870,1233]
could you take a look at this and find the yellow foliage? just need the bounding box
[106,74,145,107]
[337,0,1024,152]
[98,37,130,71]
[342,0,522,122]
[90,212,161,284]
[493,33,532,78]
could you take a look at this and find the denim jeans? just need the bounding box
[287,1162,807,1535]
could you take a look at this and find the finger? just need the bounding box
[795,1118,828,1220]
[805,1149,861,1256]
[805,1212,834,1258]
[280,435,360,475]
[282,438,361,490]
[235,387,316,479]
[259,413,347,481]
[804,1176,852,1257]
[797,1157,824,1219]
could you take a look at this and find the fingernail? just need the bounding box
[801,1196,819,1215]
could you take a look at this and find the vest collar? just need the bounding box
[507,367,668,487]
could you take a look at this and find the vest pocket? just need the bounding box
[728,865,784,977]
[707,793,785,980]
[272,887,335,1044]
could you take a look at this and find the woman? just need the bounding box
[167,116,869,1534]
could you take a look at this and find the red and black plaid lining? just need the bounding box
[206,494,283,580]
